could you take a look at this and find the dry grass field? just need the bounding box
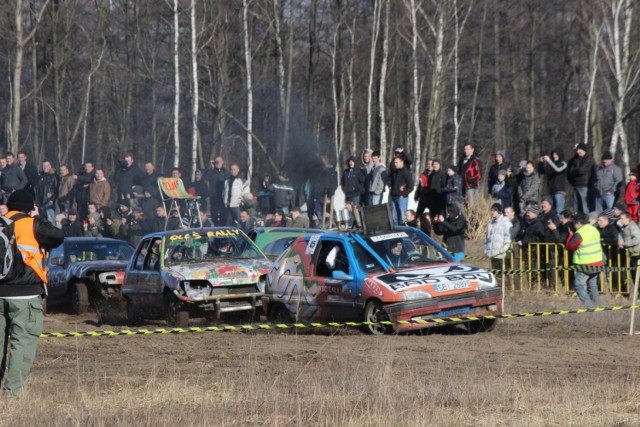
[1,292,639,426]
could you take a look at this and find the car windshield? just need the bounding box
[358,228,452,270]
[164,229,265,266]
[66,241,134,263]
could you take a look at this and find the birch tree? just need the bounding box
[377,0,390,160]
[597,0,640,174]
[172,0,180,168]
[366,0,382,150]
[242,0,253,184]
[190,0,199,179]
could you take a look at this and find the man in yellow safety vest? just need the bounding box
[565,213,603,308]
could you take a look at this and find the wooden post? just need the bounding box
[629,258,640,336]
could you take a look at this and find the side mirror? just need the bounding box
[331,270,353,281]
[50,256,65,266]
[453,252,465,262]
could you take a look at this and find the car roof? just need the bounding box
[64,237,131,244]
[251,227,323,234]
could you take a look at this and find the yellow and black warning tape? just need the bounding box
[39,304,640,338]
[488,264,637,275]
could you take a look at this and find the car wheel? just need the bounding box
[270,304,292,324]
[70,282,89,315]
[164,293,189,328]
[466,318,497,334]
[126,298,142,326]
[362,300,392,335]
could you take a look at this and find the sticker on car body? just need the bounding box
[369,232,409,242]
[305,235,320,255]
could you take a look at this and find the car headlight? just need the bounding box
[403,290,432,301]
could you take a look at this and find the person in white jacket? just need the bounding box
[484,203,513,271]
[223,164,249,226]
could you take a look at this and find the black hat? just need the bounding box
[601,151,613,160]
[67,209,77,216]
[490,203,503,213]
[526,205,541,215]
[119,199,130,208]
[614,202,626,212]
[541,195,553,205]
[447,165,458,173]
[7,189,35,213]
[576,143,588,152]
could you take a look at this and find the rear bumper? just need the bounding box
[383,287,503,332]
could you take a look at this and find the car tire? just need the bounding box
[126,298,142,326]
[466,318,497,334]
[270,304,292,324]
[362,300,392,335]
[164,293,189,328]
[70,282,90,315]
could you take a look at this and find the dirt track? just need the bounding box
[6,294,640,425]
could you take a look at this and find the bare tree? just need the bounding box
[190,0,199,179]
[172,0,180,168]
[242,0,253,184]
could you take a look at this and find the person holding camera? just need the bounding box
[113,154,143,201]
[433,203,468,255]
[72,161,95,221]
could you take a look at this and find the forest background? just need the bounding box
[1,0,639,191]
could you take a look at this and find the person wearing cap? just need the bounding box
[442,164,463,208]
[119,206,150,246]
[0,189,64,397]
[567,143,595,215]
[566,213,603,308]
[62,209,84,237]
[516,204,545,249]
[484,203,513,271]
[488,150,510,195]
[538,147,568,213]
[594,151,623,213]
[624,169,639,222]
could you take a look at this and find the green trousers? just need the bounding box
[0,297,44,397]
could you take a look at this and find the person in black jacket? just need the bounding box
[487,150,510,195]
[567,143,595,215]
[309,155,337,228]
[341,156,365,206]
[17,151,40,190]
[457,144,482,202]
[389,156,413,226]
[62,210,84,237]
[206,156,230,226]
[35,160,59,224]
[1,189,64,397]
[538,147,568,213]
[114,154,144,202]
[433,203,468,254]
[73,162,95,221]
[427,161,447,216]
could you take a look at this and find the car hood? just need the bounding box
[165,259,272,286]
[67,260,130,277]
[370,263,496,295]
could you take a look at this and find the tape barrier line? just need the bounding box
[488,265,637,275]
[39,305,640,338]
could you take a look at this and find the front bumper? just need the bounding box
[175,290,263,319]
[383,288,503,332]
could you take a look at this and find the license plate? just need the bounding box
[434,280,471,292]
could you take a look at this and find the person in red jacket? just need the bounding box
[624,169,639,222]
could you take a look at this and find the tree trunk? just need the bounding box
[190,0,199,180]
[378,0,389,159]
[242,0,253,185]
[366,0,381,151]
[173,0,180,168]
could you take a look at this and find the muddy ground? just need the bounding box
[15,294,640,426]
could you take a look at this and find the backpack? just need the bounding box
[0,214,26,283]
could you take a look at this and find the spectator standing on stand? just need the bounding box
[57,165,75,214]
[272,171,294,214]
[484,203,513,271]
[0,153,28,204]
[341,156,365,206]
[389,156,413,226]
[35,160,59,224]
[517,161,540,215]
[567,143,595,215]
[17,151,40,190]
[113,154,143,202]
[538,147,568,213]
[414,159,433,219]
[224,164,249,227]
[73,162,95,221]
[593,151,623,213]
[206,156,230,226]
[491,169,512,208]
[565,213,603,308]
[624,169,640,222]
[368,151,387,206]
[457,144,482,203]
[360,149,373,206]
[487,150,509,196]
[441,164,463,210]
[309,155,337,228]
